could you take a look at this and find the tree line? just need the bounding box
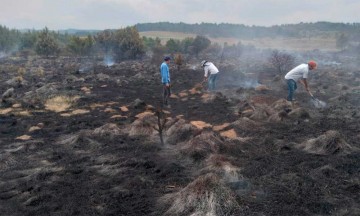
[0,24,222,61]
[136,22,360,40]
[1,22,358,61]
[0,25,146,59]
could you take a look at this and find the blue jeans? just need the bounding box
[208,73,218,91]
[287,79,297,101]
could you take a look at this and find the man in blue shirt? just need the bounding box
[160,56,171,106]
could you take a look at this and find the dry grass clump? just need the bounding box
[35,83,59,98]
[160,173,239,216]
[268,110,289,122]
[267,99,303,122]
[129,113,157,137]
[56,130,102,150]
[231,117,261,131]
[238,100,287,122]
[190,121,212,130]
[44,95,80,112]
[56,130,91,144]
[181,132,222,161]
[60,109,90,117]
[220,129,238,139]
[36,67,45,77]
[166,119,197,145]
[204,154,242,183]
[271,99,292,112]
[0,108,13,115]
[92,123,122,138]
[15,135,32,141]
[297,130,353,155]
[5,76,26,87]
[212,123,231,132]
[189,83,203,95]
[0,152,17,170]
[249,106,273,121]
[201,93,217,103]
[288,107,310,120]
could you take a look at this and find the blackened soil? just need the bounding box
[0,58,359,215]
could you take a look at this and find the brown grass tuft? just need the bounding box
[93,124,122,138]
[204,154,242,183]
[231,117,261,131]
[129,114,157,137]
[190,121,213,130]
[220,129,238,139]
[160,173,239,216]
[288,107,310,120]
[297,130,354,155]
[181,132,222,161]
[271,99,292,112]
[44,95,80,112]
[166,119,197,145]
[249,106,273,121]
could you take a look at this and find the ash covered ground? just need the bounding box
[0,54,359,216]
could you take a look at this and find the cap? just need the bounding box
[201,60,207,67]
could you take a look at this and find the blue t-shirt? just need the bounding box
[160,62,170,84]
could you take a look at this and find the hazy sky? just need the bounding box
[0,0,359,30]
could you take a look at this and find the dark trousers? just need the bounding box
[163,84,171,105]
[286,79,297,101]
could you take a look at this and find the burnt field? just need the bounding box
[0,55,359,216]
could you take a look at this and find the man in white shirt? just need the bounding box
[284,61,317,101]
[201,60,219,91]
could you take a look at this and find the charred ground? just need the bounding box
[0,55,359,215]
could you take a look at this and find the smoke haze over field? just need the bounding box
[0,0,359,30]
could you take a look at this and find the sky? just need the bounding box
[0,0,359,30]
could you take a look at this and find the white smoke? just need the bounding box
[0,52,7,59]
[103,55,114,67]
[189,64,197,70]
[239,78,260,89]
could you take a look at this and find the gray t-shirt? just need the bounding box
[285,64,309,81]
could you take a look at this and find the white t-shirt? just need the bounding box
[203,62,219,77]
[285,64,309,81]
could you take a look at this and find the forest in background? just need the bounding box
[0,22,359,60]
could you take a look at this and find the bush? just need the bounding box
[35,27,60,57]
[192,35,211,56]
[268,50,295,74]
[166,39,181,53]
[112,26,145,60]
[95,30,114,54]
[0,25,21,52]
[67,35,95,56]
[143,36,161,50]
[151,45,166,64]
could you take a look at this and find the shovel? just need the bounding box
[309,92,327,108]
